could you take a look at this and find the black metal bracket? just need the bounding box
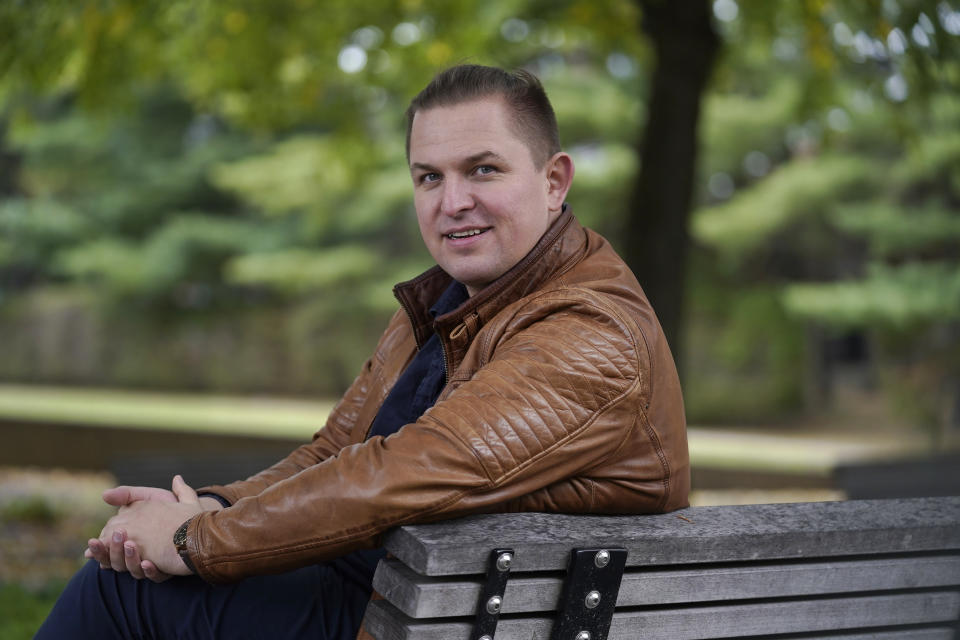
[549,547,628,640]
[471,548,514,640]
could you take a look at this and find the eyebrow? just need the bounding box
[465,150,506,165]
[410,150,507,173]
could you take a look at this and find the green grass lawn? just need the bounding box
[0,582,65,640]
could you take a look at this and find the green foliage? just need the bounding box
[225,245,380,294]
[684,280,806,423]
[1,0,958,429]
[831,202,960,256]
[689,0,960,429]
[211,135,373,217]
[56,214,285,295]
[547,69,643,145]
[700,80,800,176]
[0,198,88,275]
[896,127,960,191]
[784,261,960,329]
[0,496,61,525]
[693,154,877,258]
[0,582,63,640]
[567,143,637,231]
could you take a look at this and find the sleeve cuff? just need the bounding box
[197,492,232,509]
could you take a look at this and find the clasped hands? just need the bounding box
[85,474,220,582]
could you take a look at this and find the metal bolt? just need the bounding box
[486,595,502,615]
[575,631,591,640]
[584,590,601,609]
[496,552,513,572]
[594,549,610,568]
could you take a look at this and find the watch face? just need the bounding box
[174,520,190,548]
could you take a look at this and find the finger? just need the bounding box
[172,475,200,506]
[87,538,110,570]
[103,485,176,507]
[108,529,127,572]
[123,542,146,579]
[142,560,172,583]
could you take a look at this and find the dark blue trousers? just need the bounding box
[35,559,370,640]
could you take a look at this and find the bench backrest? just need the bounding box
[362,497,960,639]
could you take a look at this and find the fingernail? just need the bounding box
[124,545,133,557]
[113,532,122,543]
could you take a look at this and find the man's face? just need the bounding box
[408,97,571,296]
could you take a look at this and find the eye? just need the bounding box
[473,165,497,177]
[418,172,441,185]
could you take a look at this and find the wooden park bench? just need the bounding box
[362,496,960,640]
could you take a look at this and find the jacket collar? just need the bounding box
[393,207,586,349]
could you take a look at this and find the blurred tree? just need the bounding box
[0,0,650,394]
[688,1,960,434]
[0,0,957,436]
[622,0,719,362]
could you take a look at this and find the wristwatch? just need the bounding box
[173,517,197,574]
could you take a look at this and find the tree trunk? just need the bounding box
[0,119,22,197]
[624,0,719,374]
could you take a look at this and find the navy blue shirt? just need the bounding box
[329,280,470,590]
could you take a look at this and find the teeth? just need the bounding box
[448,229,484,239]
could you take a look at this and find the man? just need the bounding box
[37,64,688,639]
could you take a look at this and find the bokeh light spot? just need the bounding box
[500,18,529,42]
[713,0,739,23]
[743,151,771,178]
[352,26,384,50]
[338,45,367,74]
[827,107,852,132]
[708,172,735,199]
[606,53,636,79]
[884,73,908,102]
[392,22,422,46]
[887,28,908,55]
[833,22,853,47]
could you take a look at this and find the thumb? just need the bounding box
[172,475,200,506]
[102,486,134,507]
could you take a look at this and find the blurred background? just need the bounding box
[0,0,958,635]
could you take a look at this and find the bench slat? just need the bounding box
[384,497,960,575]
[364,591,960,640]
[373,553,960,618]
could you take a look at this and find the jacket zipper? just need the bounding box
[439,338,450,387]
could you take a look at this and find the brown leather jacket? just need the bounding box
[188,209,689,583]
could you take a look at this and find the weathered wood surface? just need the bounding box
[373,553,960,618]
[364,591,960,640]
[384,497,960,575]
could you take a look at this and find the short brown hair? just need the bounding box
[405,64,561,169]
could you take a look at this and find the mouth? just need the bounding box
[445,227,490,240]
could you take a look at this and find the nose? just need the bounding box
[439,176,474,217]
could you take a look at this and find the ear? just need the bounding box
[544,152,575,213]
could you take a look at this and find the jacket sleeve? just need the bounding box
[184,291,654,583]
[197,311,409,505]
